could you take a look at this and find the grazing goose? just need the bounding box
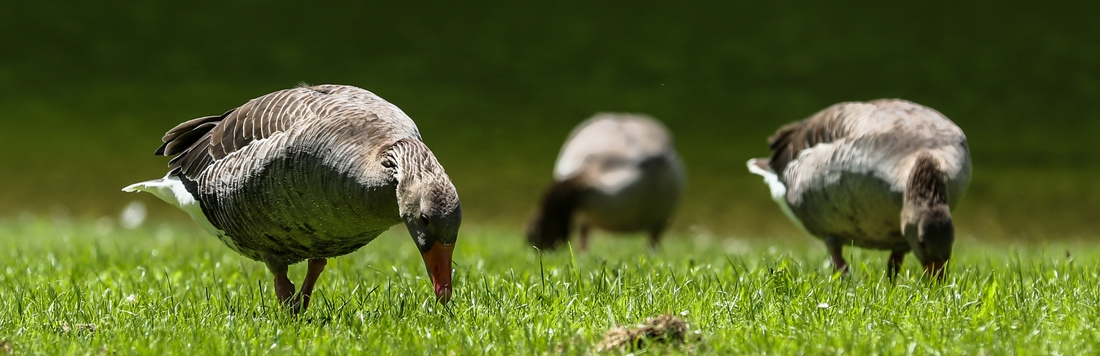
[123,84,461,312]
[527,113,686,251]
[747,99,971,279]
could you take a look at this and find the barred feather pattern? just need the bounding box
[157,85,432,265]
[906,152,948,207]
[386,137,461,236]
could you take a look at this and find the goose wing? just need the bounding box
[766,103,859,176]
[155,85,420,178]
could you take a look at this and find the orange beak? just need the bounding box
[924,260,947,280]
[421,242,454,304]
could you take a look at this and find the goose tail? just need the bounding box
[747,158,811,236]
[122,175,224,237]
[747,158,787,200]
[122,176,188,207]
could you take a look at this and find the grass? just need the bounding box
[1,216,1098,355]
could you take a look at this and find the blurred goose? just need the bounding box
[747,99,971,279]
[527,113,686,250]
[123,84,461,312]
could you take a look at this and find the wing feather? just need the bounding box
[154,85,422,179]
[157,88,320,177]
[766,102,859,174]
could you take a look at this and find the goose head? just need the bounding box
[387,139,462,304]
[526,177,583,250]
[902,152,955,280]
[902,205,954,279]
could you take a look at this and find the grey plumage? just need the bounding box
[125,84,461,311]
[748,99,971,278]
[527,113,686,250]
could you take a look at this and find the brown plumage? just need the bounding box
[124,84,461,313]
[527,113,686,251]
[747,99,971,279]
[906,152,949,207]
[766,111,851,175]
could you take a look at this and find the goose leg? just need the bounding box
[266,261,296,307]
[578,224,590,252]
[825,235,849,274]
[887,251,906,280]
[291,259,328,313]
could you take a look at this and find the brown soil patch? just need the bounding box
[593,315,693,353]
[59,323,98,334]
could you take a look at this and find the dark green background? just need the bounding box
[1,2,1097,239]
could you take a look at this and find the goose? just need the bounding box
[123,84,461,312]
[527,113,686,251]
[747,99,971,279]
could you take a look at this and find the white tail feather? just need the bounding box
[746,159,810,235]
[122,175,223,237]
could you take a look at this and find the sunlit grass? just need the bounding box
[1,216,1098,354]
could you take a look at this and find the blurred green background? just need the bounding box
[1,2,1097,240]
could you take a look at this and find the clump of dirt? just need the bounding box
[1,340,13,355]
[593,315,693,353]
[59,323,97,334]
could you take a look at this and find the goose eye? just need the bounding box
[382,160,396,168]
[420,215,430,227]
